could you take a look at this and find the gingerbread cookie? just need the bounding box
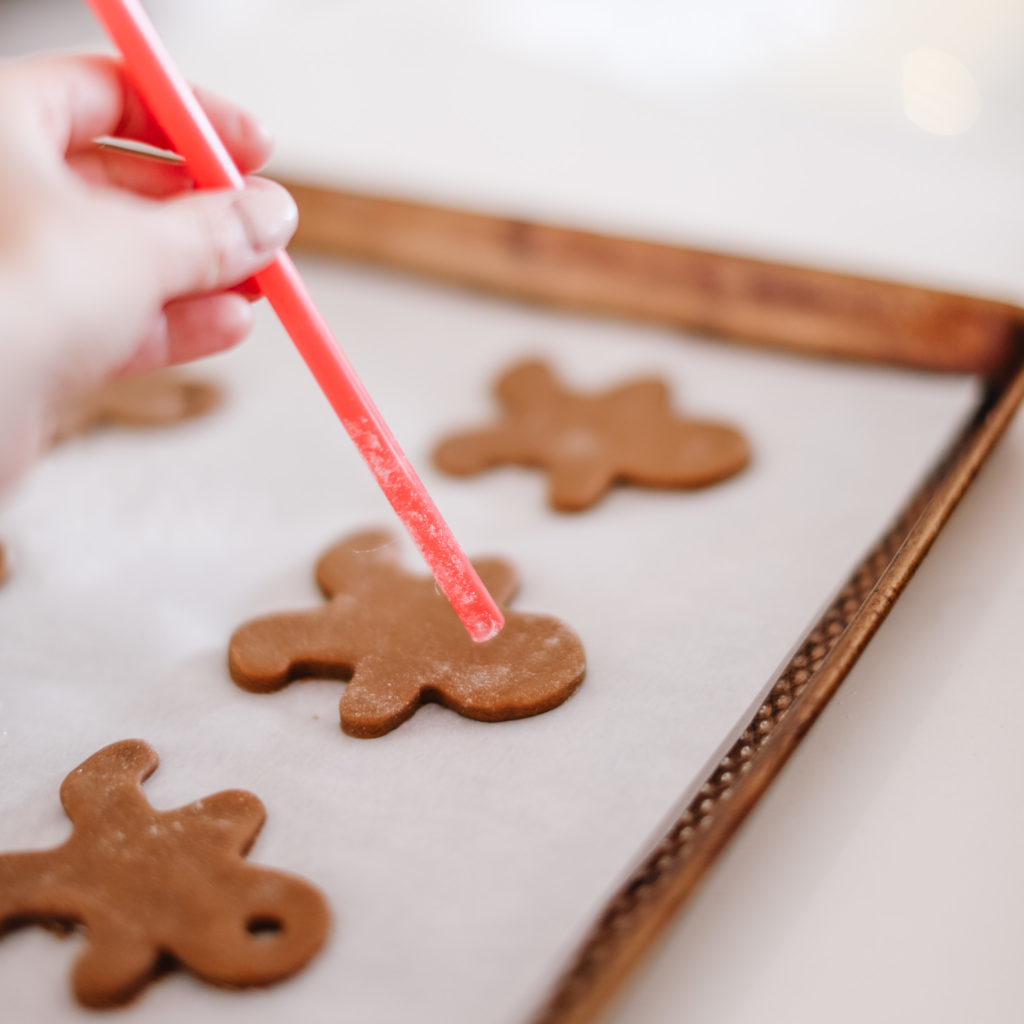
[53,369,222,443]
[0,740,328,1008]
[229,529,586,738]
[434,360,750,511]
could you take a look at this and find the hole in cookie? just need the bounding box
[246,916,284,939]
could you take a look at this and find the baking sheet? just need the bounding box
[0,255,978,1023]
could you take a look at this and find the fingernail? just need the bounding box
[234,187,298,253]
[251,117,275,153]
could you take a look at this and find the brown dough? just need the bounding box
[0,542,7,586]
[434,360,750,511]
[0,740,329,1008]
[53,369,222,443]
[229,529,586,738]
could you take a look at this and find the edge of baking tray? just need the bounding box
[527,346,1024,1024]
[279,179,1023,376]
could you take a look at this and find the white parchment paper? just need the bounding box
[0,256,977,1023]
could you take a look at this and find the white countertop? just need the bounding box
[604,421,1024,1024]
[1,2,1022,1022]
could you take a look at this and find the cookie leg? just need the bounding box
[546,455,614,511]
[338,673,423,738]
[71,923,159,1008]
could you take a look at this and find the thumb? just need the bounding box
[144,179,297,300]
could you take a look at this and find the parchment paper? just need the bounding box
[0,256,977,1023]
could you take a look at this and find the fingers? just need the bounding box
[67,153,287,292]
[164,292,254,364]
[230,275,263,301]
[9,54,273,172]
[68,155,284,296]
[69,146,194,198]
[31,174,286,385]
[124,292,253,375]
[143,177,297,300]
[189,84,274,173]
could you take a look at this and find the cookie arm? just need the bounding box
[170,789,267,856]
[51,397,101,443]
[495,360,562,410]
[0,850,75,928]
[630,420,750,487]
[470,558,519,606]
[229,606,356,692]
[606,378,671,414]
[92,373,220,428]
[59,740,159,829]
[433,428,521,476]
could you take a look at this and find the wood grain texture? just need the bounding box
[283,181,1022,374]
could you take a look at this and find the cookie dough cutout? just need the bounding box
[434,360,750,511]
[53,369,222,444]
[0,740,329,1008]
[229,529,586,738]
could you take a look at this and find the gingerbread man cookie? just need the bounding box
[53,369,222,444]
[434,360,750,511]
[229,529,586,738]
[0,740,328,1008]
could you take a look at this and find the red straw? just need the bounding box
[85,0,504,641]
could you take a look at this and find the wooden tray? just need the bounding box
[281,181,1024,1024]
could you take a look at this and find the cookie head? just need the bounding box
[169,859,330,989]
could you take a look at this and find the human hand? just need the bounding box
[0,53,298,489]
